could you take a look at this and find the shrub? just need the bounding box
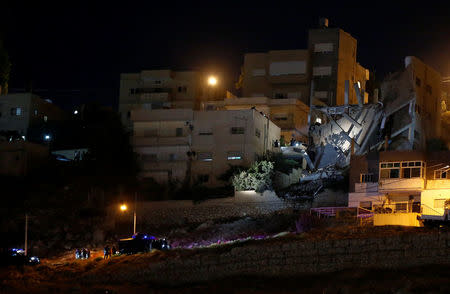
[231,161,274,193]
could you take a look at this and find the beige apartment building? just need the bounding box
[131,108,280,187]
[119,70,226,130]
[202,97,309,142]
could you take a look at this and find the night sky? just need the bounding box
[2,1,450,111]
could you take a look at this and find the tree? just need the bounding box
[0,40,11,95]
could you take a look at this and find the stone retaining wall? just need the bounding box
[84,232,450,285]
[108,191,295,228]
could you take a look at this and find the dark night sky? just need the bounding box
[1,1,450,111]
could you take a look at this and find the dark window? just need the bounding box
[178,86,182,92]
[231,127,245,134]
[274,93,288,99]
[360,174,375,183]
[403,168,411,178]
[255,129,261,138]
[142,154,157,162]
[198,174,209,183]
[426,85,432,94]
[176,128,183,137]
[360,201,372,210]
[154,80,161,84]
[169,154,176,161]
[395,203,407,212]
[389,169,400,178]
[415,77,421,87]
[411,168,421,177]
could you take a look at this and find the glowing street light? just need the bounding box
[207,76,217,86]
[119,194,137,235]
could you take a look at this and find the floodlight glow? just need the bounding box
[208,76,217,86]
[74,110,78,114]
[44,134,51,141]
[316,118,322,124]
[120,204,127,211]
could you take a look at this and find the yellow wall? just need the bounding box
[374,213,422,227]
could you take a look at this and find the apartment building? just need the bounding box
[119,70,226,130]
[201,97,309,142]
[0,93,67,141]
[131,108,280,187]
[348,150,450,226]
[308,20,369,106]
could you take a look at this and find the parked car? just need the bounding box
[0,248,40,266]
[118,233,170,255]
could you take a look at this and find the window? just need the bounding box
[142,154,157,162]
[255,128,261,138]
[176,128,183,137]
[274,93,288,99]
[227,151,243,160]
[143,129,158,137]
[199,128,213,135]
[381,161,424,179]
[315,91,328,99]
[269,61,306,76]
[44,115,48,122]
[205,104,216,111]
[197,152,213,161]
[314,43,334,53]
[34,110,38,116]
[426,85,432,94]
[360,174,375,183]
[154,80,161,84]
[252,69,266,76]
[169,154,176,161]
[274,114,288,121]
[313,66,332,76]
[10,107,22,116]
[129,88,136,95]
[231,127,245,134]
[198,174,209,183]
[435,170,450,179]
[415,77,421,87]
[434,199,446,209]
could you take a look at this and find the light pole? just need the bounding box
[206,75,218,100]
[120,192,137,235]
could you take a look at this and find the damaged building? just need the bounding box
[306,56,442,172]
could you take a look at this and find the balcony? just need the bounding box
[133,136,189,147]
[139,92,171,103]
[379,178,424,193]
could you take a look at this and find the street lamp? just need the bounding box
[119,193,137,235]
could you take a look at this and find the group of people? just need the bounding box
[74,248,90,259]
[103,245,117,259]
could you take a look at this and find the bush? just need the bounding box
[231,161,273,193]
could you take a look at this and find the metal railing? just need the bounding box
[373,203,420,214]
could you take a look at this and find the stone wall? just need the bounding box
[107,191,293,228]
[84,232,450,286]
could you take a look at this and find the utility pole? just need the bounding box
[133,192,137,235]
[24,214,28,256]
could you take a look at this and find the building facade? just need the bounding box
[131,108,280,187]
[348,150,450,226]
[201,97,309,142]
[119,70,226,130]
[0,93,67,141]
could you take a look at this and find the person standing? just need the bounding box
[103,245,110,259]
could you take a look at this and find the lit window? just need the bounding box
[10,108,22,116]
[227,151,243,160]
[198,152,213,162]
[44,115,48,122]
[34,110,38,116]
